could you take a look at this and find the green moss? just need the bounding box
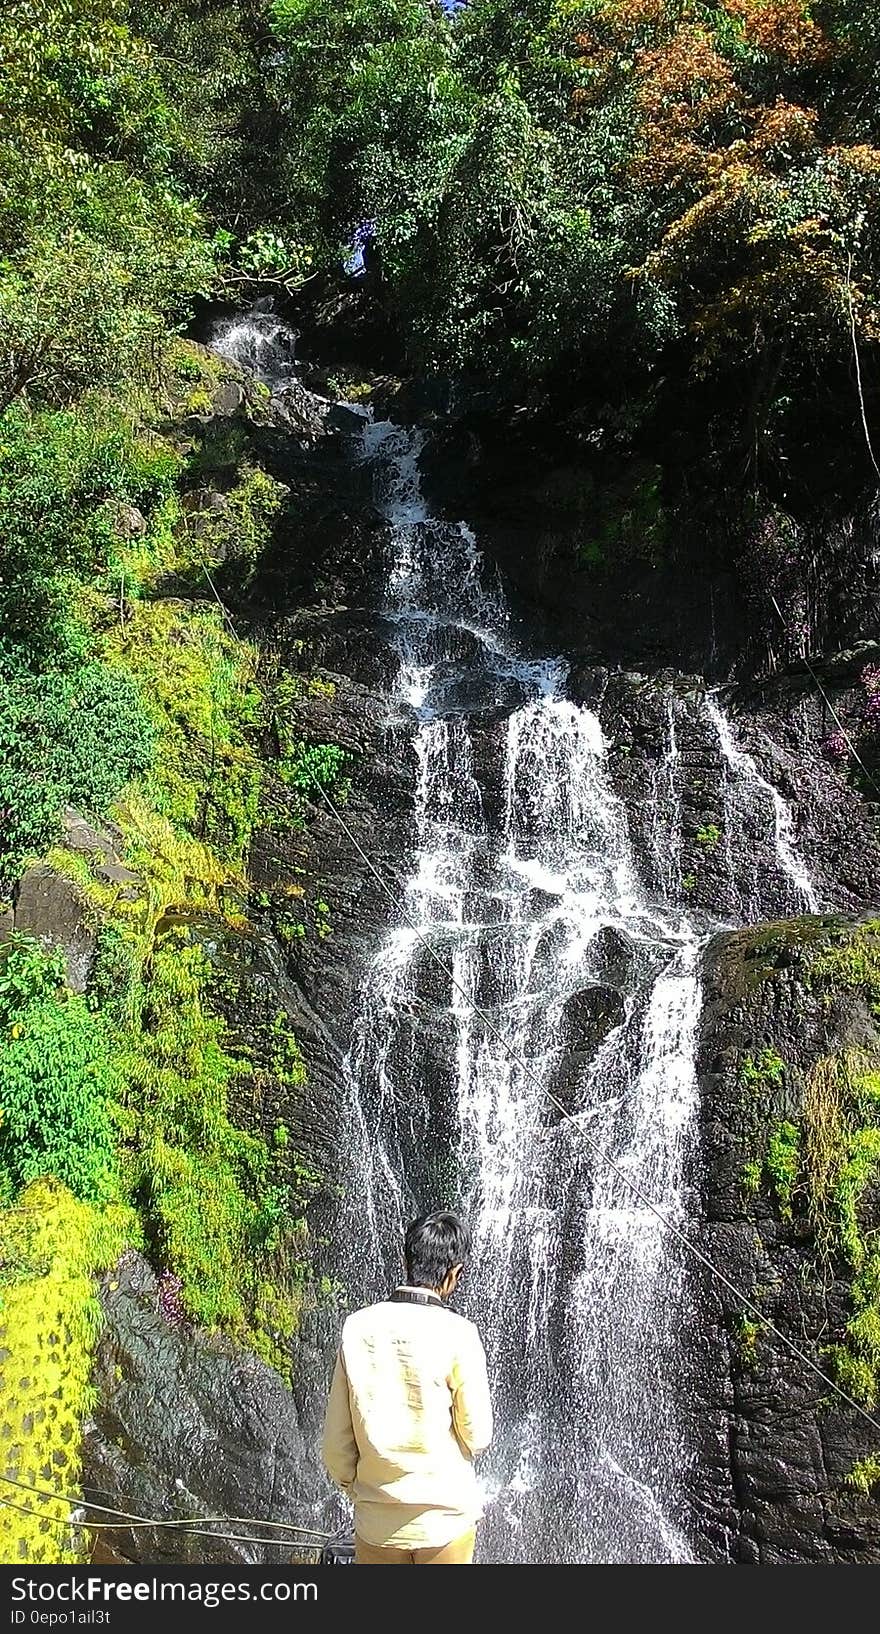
[825,1346,877,1409]
[723,917,836,997]
[306,675,337,700]
[789,1054,880,1409]
[184,387,215,418]
[114,929,303,1332]
[191,465,286,584]
[741,1047,785,1090]
[738,1314,762,1366]
[104,600,261,867]
[269,1011,308,1090]
[766,1120,801,1222]
[695,822,722,849]
[741,1158,762,1195]
[324,371,373,403]
[810,921,880,1015]
[163,338,226,414]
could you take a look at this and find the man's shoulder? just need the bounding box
[341,1299,480,1338]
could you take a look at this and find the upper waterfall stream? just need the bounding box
[212,314,821,1565]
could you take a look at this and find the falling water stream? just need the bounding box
[212,314,820,1565]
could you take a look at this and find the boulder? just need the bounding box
[211,379,246,418]
[559,985,626,1055]
[61,806,121,859]
[9,865,96,993]
[82,1252,313,1566]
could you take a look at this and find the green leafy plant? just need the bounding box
[0,661,155,885]
[280,741,349,796]
[845,1454,880,1494]
[741,1158,762,1195]
[738,1315,761,1367]
[0,938,117,1204]
[741,1048,786,1090]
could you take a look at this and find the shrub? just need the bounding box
[103,601,260,865]
[0,1178,131,1564]
[0,660,155,885]
[0,399,182,667]
[0,938,118,1203]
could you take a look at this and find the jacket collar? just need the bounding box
[391,1283,443,1305]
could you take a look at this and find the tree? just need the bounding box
[0,1,217,414]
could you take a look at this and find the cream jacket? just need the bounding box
[321,1289,493,1548]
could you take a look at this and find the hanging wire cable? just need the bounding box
[0,1492,327,1551]
[312,778,880,1442]
[846,247,880,486]
[0,1470,333,1540]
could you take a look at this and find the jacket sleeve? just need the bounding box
[321,1347,358,1492]
[450,1322,493,1458]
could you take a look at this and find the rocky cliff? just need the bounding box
[696,918,880,1562]
[37,320,880,1564]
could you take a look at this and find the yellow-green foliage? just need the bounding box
[737,1315,761,1368]
[114,931,304,1334]
[737,1025,880,1408]
[202,467,286,580]
[797,1054,880,1407]
[811,922,880,1016]
[104,600,261,866]
[0,1180,131,1564]
[161,339,226,418]
[846,1454,880,1495]
[46,796,226,947]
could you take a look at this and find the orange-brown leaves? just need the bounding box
[630,26,741,190]
[636,26,739,124]
[747,100,819,167]
[573,0,673,53]
[723,0,829,66]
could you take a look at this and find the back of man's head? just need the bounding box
[404,1210,471,1291]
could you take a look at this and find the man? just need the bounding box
[322,1209,493,1565]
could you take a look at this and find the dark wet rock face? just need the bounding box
[559,985,626,1056]
[575,669,880,922]
[83,1253,310,1565]
[695,920,880,1564]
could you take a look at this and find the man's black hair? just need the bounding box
[404,1210,471,1289]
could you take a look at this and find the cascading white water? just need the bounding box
[331,418,721,1563]
[208,314,821,1563]
[211,309,298,390]
[706,695,820,917]
[318,414,823,1564]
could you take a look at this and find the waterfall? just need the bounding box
[649,694,683,902]
[706,695,820,917]
[208,315,822,1563]
[327,418,712,1563]
[211,309,298,389]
